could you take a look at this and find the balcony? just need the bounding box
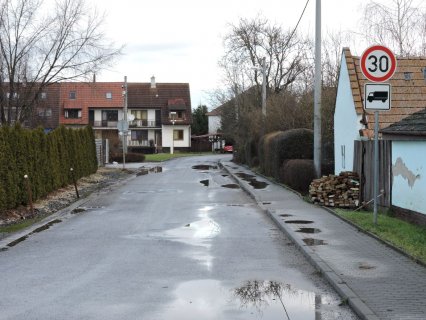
[129,119,159,128]
[92,120,118,128]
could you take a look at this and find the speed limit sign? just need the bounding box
[360,45,397,82]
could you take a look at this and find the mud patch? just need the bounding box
[296,228,321,234]
[285,220,313,224]
[71,207,87,214]
[303,238,327,246]
[358,262,376,270]
[6,235,28,247]
[192,165,218,170]
[221,184,240,189]
[200,179,209,187]
[0,247,8,252]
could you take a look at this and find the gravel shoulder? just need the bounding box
[0,167,135,233]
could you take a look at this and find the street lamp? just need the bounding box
[170,111,177,154]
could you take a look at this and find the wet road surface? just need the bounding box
[0,155,358,319]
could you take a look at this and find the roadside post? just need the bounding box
[70,168,80,199]
[360,45,396,225]
[23,175,34,216]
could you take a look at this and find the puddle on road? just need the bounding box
[221,174,228,177]
[4,219,62,248]
[296,228,321,234]
[221,184,240,189]
[158,279,352,320]
[136,166,163,176]
[263,202,271,205]
[285,220,314,224]
[200,179,209,187]
[358,262,376,270]
[303,238,327,246]
[236,172,269,190]
[192,164,218,170]
[279,214,293,218]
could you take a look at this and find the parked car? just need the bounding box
[223,145,233,153]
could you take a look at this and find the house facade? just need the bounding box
[381,109,426,224]
[334,48,426,174]
[57,77,191,152]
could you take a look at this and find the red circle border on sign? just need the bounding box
[360,45,397,82]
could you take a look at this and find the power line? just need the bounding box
[284,0,311,49]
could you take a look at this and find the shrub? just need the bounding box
[279,159,315,194]
[0,125,97,210]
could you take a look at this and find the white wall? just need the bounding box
[162,125,191,148]
[334,54,364,174]
[208,115,221,134]
[391,141,426,215]
[148,109,156,122]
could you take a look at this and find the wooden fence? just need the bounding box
[353,140,392,209]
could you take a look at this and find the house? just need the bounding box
[127,77,192,152]
[381,109,426,225]
[206,105,223,134]
[334,48,426,174]
[60,82,124,143]
[57,77,192,152]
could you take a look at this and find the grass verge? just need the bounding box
[144,152,212,162]
[335,209,426,264]
[0,216,46,234]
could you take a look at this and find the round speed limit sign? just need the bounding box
[360,45,397,82]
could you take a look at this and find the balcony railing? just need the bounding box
[92,120,118,128]
[128,140,150,147]
[129,119,159,128]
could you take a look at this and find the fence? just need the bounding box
[353,140,392,209]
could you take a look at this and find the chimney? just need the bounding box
[151,76,156,88]
[93,73,96,83]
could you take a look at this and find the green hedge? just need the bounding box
[0,125,98,211]
[259,129,313,179]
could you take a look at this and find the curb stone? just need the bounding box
[220,161,380,320]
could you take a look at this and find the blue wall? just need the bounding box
[392,141,426,215]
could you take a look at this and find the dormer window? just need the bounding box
[106,92,112,99]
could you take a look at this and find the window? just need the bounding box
[65,109,81,119]
[69,91,76,99]
[131,130,148,141]
[102,110,118,121]
[106,92,112,99]
[6,92,19,99]
[38,108,52,117]
[173,129,184,141]
[41,92,47,99]
[131,110,147,120]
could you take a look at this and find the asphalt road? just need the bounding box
[0,155,358,319]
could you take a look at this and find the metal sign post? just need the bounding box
[360,45,396,226]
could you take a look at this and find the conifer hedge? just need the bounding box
[0,125,98,211]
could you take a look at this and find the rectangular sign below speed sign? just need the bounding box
[364,83,391,111]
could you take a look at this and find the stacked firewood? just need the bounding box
[309,171,360,208]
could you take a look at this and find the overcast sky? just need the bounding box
[91,0,372,108]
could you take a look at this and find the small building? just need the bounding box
[381,108,426,225]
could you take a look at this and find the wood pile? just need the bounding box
[309,171,360,208]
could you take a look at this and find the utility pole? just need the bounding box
[261,57,267,117]
[314,0,322,178]
[123,76,128,154]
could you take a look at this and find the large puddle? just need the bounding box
[156,279,354,319]
[192,164,218,170]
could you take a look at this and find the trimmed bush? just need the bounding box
[0,125,98,211]
[279,159,316,194]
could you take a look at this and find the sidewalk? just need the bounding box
[221,161,426,320]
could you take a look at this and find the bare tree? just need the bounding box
[0,0,122,125]
[361,0,426,56]
[220,15,311,97]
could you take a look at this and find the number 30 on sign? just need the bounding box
[360,45,397,82]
